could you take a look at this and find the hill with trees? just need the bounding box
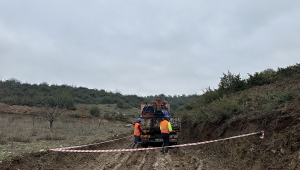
[176,63,300,169]
[0,77,197,117]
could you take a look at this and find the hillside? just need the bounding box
[179,74,300,169]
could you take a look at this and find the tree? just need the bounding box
[218,71,246,96]
[38,90,75,131]
[246,68,276,87]
[200,87,220,104]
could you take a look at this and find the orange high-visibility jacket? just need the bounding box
[160,120,172,134]
[134,123,142,136]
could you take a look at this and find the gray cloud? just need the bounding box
[1,0,299,96]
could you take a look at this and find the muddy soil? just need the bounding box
[0,135,221,170]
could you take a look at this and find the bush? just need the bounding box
[218,71,246,95]
[180,112,189,122]
[262,90,294,112]
[116,101,130,109]
[277,92,294,104]
[246,69,276,87]
[90,106,100,117]
[115,113,128,122]
[213,111,231,125]
[200,88,220,104]
[104,112,112,120]
[184,104,193,110]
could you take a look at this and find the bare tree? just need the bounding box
[38,90,74,131]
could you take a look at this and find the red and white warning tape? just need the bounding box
[169,130,264,148]
[50,136,131,151]
[50,131,264,153]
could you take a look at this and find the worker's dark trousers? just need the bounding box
[133,135,141,144]
[132,136,141,148]
[161,133,170,147]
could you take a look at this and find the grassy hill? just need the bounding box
[178,73,300,169]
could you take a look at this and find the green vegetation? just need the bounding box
[176,63,300,127]
[0,81,147,109]
[90,106,101,117]
[1,63,299,126]
[0,80,198,116]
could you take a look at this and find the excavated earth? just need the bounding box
[0,135,214,170]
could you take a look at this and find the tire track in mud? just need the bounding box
[98,143,130,170]
[71,139,209,170]
[140,147,205,170]
[112,145,207,170]
[139,150,158,170]
[0,135,215,169]
[77,137,135,170]
[169,147,204,170]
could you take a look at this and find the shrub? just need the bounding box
[218,71,246,95]
[262,90,294,112]
[184,104,193,110]
[116,101,131,109]
[115,113,128,122]
[104,112,112,120]
[180,112,189,122]
[246,69,276,87]
[211,109,231,125]
[90,106,100,117]
[200,87,220,104]
[277,92,294,104]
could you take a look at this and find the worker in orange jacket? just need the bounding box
[131,117,144,148]
[160,116,172,153]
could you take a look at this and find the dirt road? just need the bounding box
[0,135,222,170]
[72,137,206,170]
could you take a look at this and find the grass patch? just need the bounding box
[36,134,66,141]
[0,152,7,160]
[75,103,139,119]
[8,137,31,143]
[0,114,132,160]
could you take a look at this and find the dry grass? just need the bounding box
[75,103,139,118]
[0,114,132,160]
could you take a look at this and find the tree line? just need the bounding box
[200,63,300,105]
[2,62,298,119]
[0,79,197,112]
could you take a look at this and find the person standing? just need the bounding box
[160,116,172,153]
[131,117,144,148]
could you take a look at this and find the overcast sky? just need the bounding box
[0,1,299,96]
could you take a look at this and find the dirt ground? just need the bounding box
[0,135,219,170]
[1,103,299,170]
